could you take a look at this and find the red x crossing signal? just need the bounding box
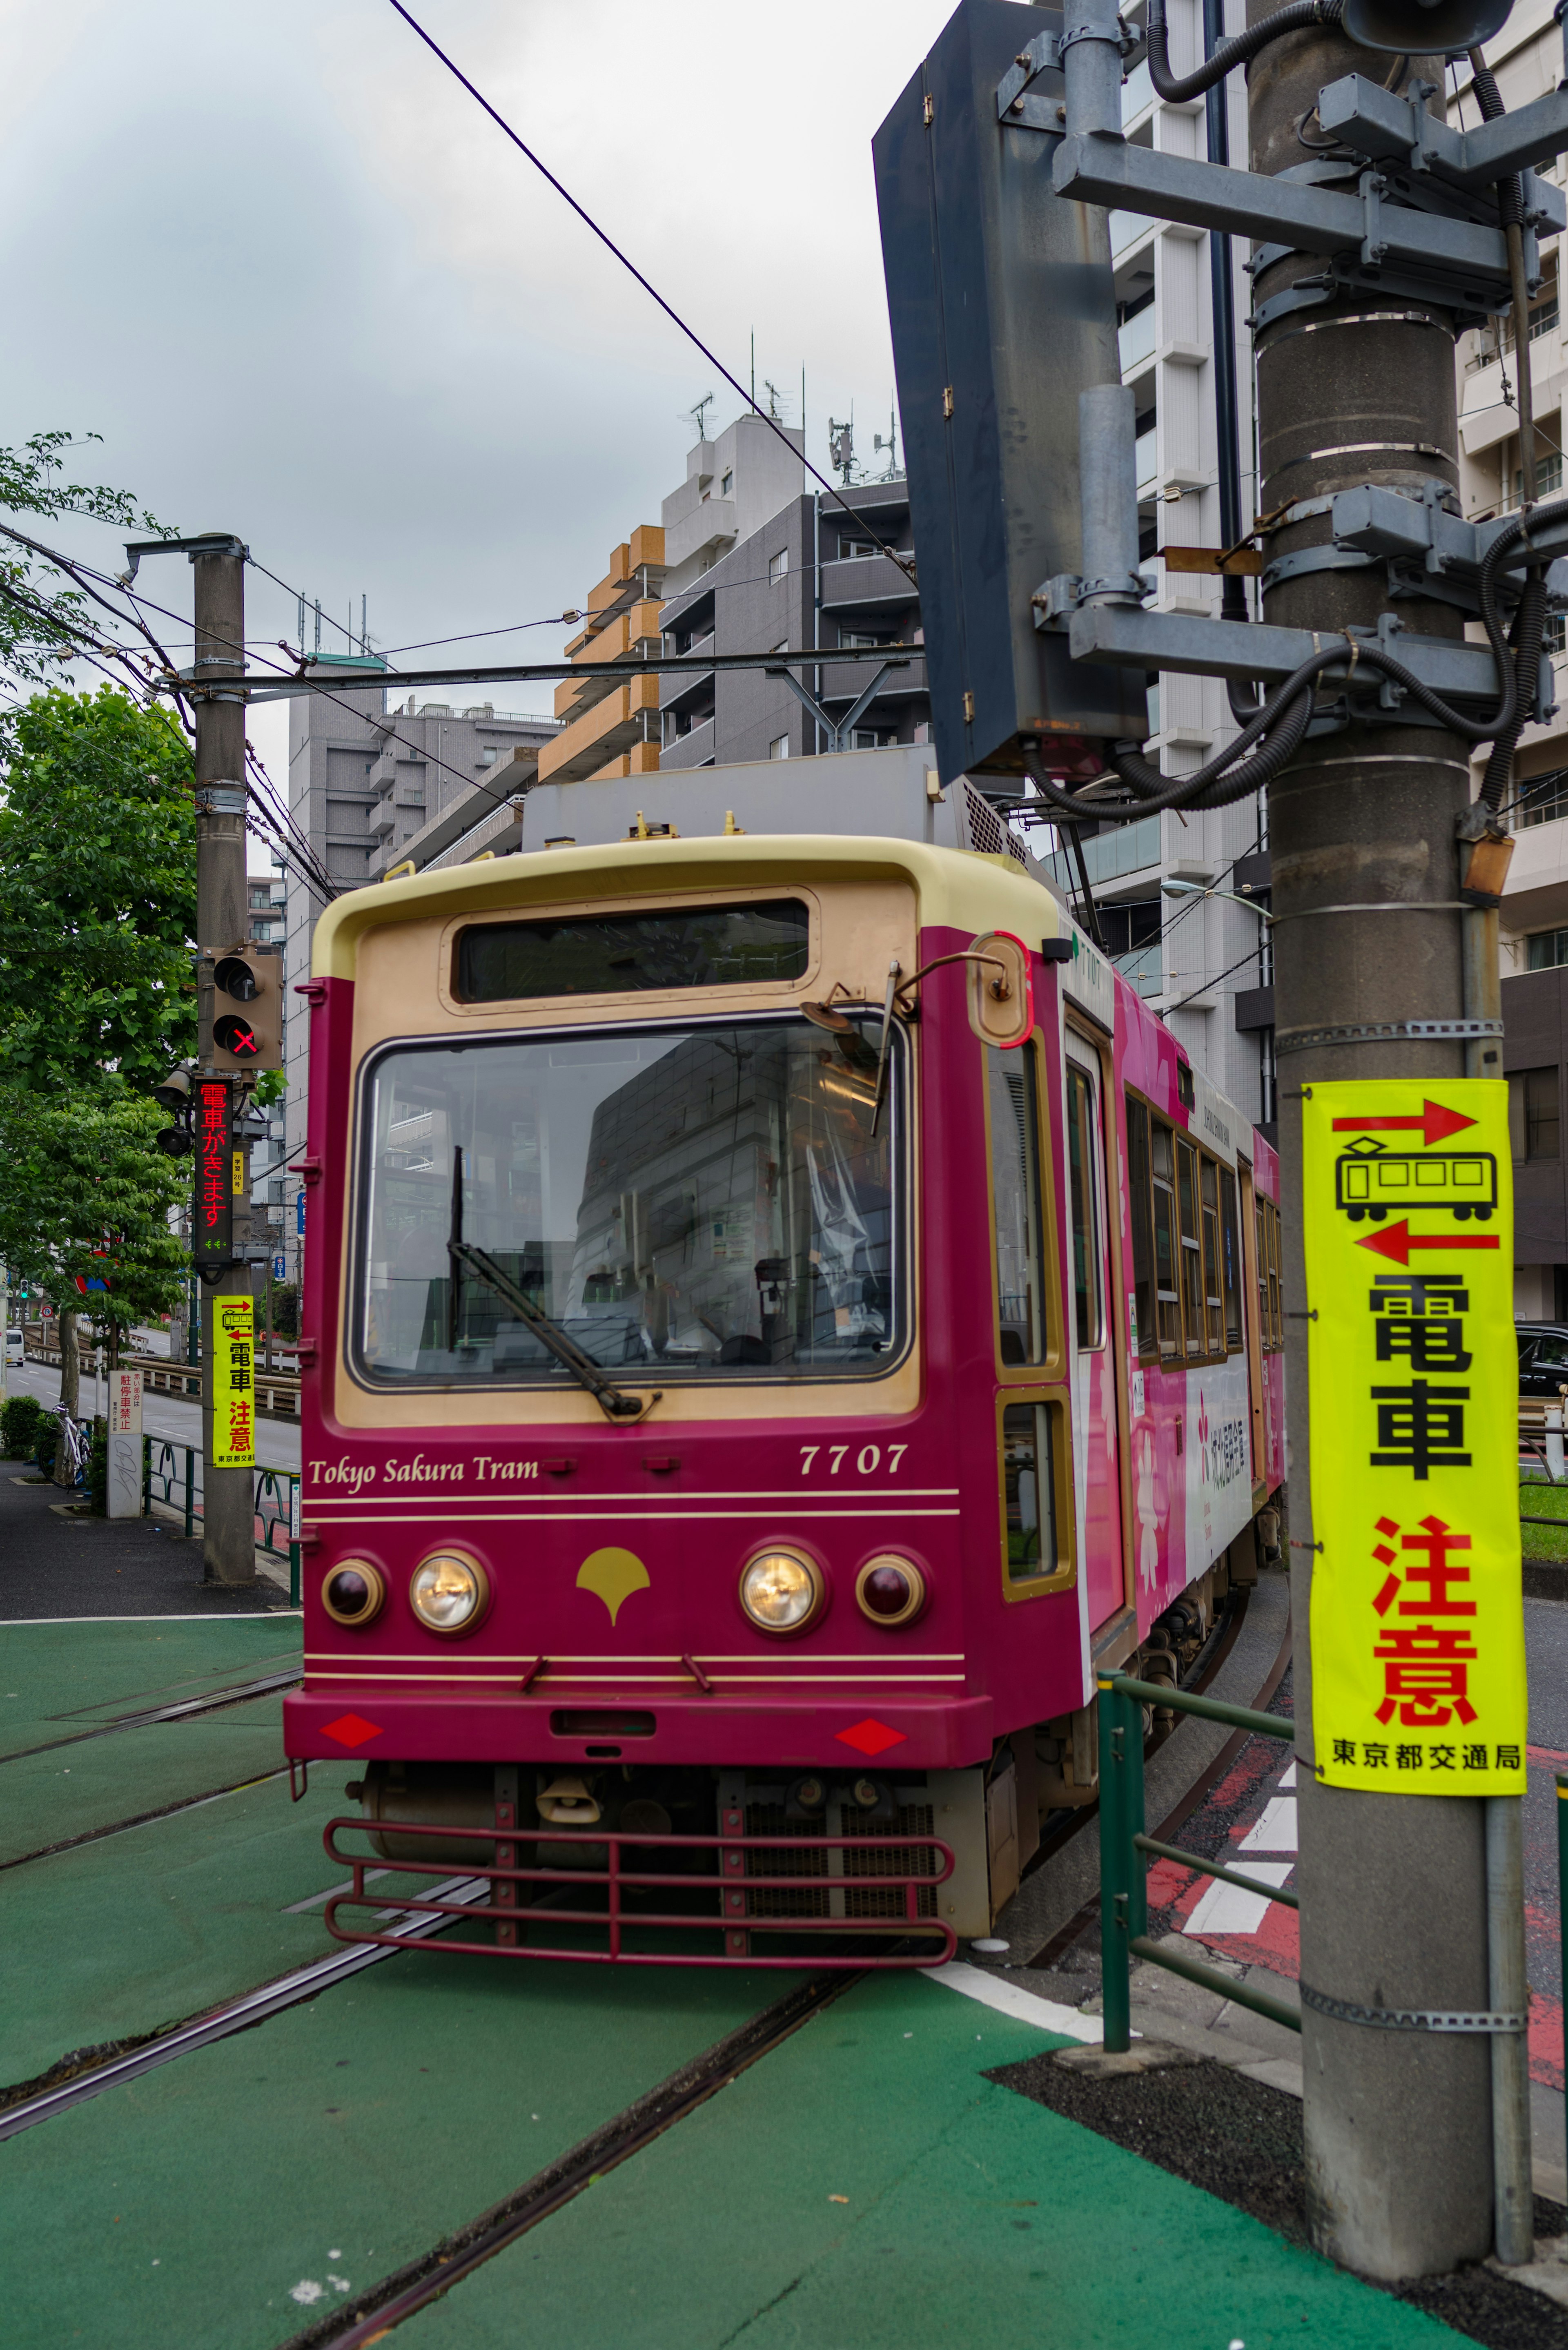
[209,943,282,1073]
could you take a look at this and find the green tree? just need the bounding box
[0,431,168,684]
[0,687,196,1090]
[0,1087,188,1351]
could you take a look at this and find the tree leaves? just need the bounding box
[0,686,196,1089]
[0,431,170,687]
[0,1086,189,1327]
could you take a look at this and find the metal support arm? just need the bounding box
[1056,602,1543,718]
[1052,135,1519,294]
[1318,71,1568,201]
[764,659,902,752]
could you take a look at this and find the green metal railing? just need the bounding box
[143,1440,302,1604]
[1098,1670,1298,2053]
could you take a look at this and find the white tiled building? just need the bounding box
[1039,2,1274,1134]
[1452,3,1568,1313]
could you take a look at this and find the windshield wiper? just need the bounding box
[447,1151,658,1423]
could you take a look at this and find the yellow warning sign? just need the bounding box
[213,1293,256,1470]
[1303,1079,1526,1795]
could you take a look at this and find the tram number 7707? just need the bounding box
[1335,1136,1498,1224]
[800,1444,909,1475]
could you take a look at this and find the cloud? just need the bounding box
[0,0,953,809]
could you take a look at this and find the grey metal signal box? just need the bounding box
[873,0,1147,788]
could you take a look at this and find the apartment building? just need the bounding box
[1452,0,1568,1311]
[537,529,666,787]
[1033,5,1272,1133]
[659,413,930,770]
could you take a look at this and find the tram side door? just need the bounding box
[1064,1036,1123,1629]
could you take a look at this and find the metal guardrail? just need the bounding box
[143,1440,302,1604]
[1097,1670,1299,2053]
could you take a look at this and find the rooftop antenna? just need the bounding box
[762,377,790,424]
[874,392,899,480]
[684,392,715,441]
[828,412,856,486]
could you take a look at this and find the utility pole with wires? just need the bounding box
[190,539,259,1587]
[1249,14,1528,2283]
[876,0,1558,2289]
[125,528,261,1586]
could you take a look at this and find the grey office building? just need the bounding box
[658,417,929,769]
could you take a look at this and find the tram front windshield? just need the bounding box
[356,1015,902,1385]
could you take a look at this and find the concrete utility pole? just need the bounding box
[192,541,256,1588]
[1252,15,1522,2279]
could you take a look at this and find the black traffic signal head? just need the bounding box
[209,943,282,1074]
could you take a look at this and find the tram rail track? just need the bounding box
[0,1665,303,1768]
[0,1576,1291,2296]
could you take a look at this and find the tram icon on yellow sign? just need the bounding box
[1335,1136,1497,1224]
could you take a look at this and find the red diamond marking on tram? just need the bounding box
[321,1712,384,1749]
[835,1718,907,1757]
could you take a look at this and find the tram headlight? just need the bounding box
[854,1554,927,1628]
[410,1552,490,1635]
[322,1560,385,1627]
[739,1548,824,1634]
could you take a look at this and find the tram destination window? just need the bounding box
[988,1044,1049,1364]
[356,1013,903,1387]
[454,902,809,1001]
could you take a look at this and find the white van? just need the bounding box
[4,1329,23,1368]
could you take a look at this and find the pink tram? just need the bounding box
[283,764,1284,1965]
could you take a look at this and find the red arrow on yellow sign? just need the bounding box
[1332,1099,1476,1147]
[1356,1220,1501,1266]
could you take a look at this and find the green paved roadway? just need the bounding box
[3,1944,798,2348]
[0,1618,1473,2350]
[397,1972,1461,2350]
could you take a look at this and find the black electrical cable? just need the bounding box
[379,0,916,588]
[1145,0,1342,107]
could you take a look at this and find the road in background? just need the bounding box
[4,1360,300,1475]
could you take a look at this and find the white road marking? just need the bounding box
[1186,1862,1293,1936]
[926,1959,1103,2042]
[1239,1796,1297,1853]
[1278,1761,1297,1788]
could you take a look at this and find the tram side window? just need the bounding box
[1125,1096,1155,1356]
[1255,1195,1283,1351]
[1149,1120,1181,1358]
[1066,1065,1104,1348]
[1176,1139,1205,1358]
[1002,1400,1059,1581]
[988,1046,1048,1364]
[1220,1168,1242,1350]
[1266,1199,1283,1347]
[1200,1158,1224,1355]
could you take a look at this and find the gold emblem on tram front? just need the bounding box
[576,1546,651,1626]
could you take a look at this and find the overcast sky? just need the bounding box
[0,0,954,827]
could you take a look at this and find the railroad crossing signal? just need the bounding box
[209,943,282,1073]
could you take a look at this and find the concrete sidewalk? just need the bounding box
[0,1456,297,1619]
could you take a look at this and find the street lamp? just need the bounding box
[1160,878,1276,924]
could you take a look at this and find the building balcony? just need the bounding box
[537,676,662,786]
[815,654,928,706]
[661,716,716,769]
[819,553,919,615]
[665,496,738,575]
